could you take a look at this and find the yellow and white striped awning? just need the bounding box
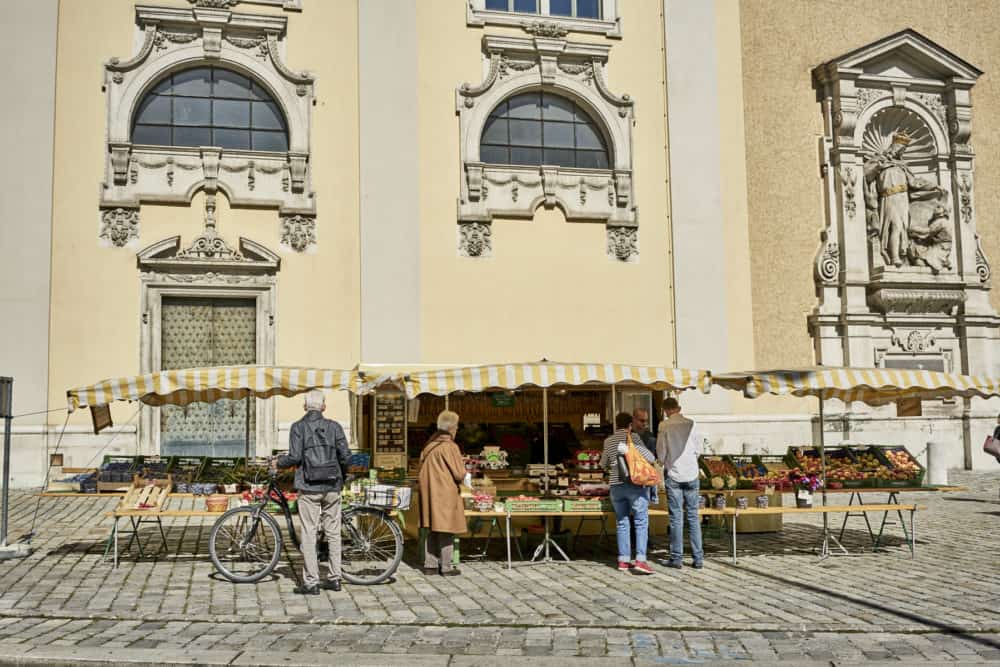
[713,367,1000,404]
[401,361,710,398]
[67,366,363,412]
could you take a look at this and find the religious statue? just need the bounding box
[863,131,952,272]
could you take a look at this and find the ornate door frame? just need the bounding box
[137,235,280,455]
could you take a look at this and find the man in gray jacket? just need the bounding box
[276,390,351,594]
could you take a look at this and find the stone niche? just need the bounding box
[809,30,1000,379]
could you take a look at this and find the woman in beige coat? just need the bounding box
[418,410,467,576]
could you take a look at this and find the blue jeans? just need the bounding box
[666,477,703,564]
[610,483,649,563]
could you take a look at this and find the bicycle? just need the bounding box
[208,469,404,585]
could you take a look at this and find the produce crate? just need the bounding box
[46,468,97,493]
[198,457,245,483]
[347,452,371,474]
[117,476,172,511]
[872,445,925,487]
[505,499,563,513]
[562,498,608,512]
[726,455,767,489]
[699,455,738,480]
[97,456,143,491]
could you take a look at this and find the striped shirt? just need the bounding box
[600,428,656,485]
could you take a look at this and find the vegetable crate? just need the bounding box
[98,456,144,492]
[505,499,563,513]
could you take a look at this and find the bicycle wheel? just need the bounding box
[340,507,403,585]
[209,505,283,583]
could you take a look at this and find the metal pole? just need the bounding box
[0,377,12,548]
[543,387,549,495]
[244,395,251,460]
[1,415,11,547]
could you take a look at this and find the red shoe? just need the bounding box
[632,561,654,575]
[617,561,632,572]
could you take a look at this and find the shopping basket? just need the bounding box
[363,484,412,510]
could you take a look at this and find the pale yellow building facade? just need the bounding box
[3,0,1000,485]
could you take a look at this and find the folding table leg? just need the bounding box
[156,517,168,554]
[113,517,119,569]
[505,513,512,571]
[731,512,737,565]
[910,509,916,559]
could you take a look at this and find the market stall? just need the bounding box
[394,361,711,562]
[713,366,1000,557]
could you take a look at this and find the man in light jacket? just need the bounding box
[656,397,704,569]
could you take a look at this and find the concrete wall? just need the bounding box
[0,0,58,486]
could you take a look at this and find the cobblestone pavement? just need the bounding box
[0,471,997,665]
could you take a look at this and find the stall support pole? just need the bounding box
[543,387,549,561]
[244,395,251,460]
[817,397,846,560]
[0,377,29,559]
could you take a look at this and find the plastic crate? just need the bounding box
[505,499,563,513]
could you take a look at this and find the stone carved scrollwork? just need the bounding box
[976,233,991,284]
[499,55,536,78]
[959,174,973,224]
[891,329,938,353]
[279,215,316,253]
[188,0,239,7]
[815,234,839,284]
[154,29,198,51]
[520,21,569,38]
[910,92,948,127]
[840,166,857,219]
[100,208,140,248]
[606,226,638,262]
[177,232,246,261]
[459,222,492,258]
[225,35,268,59]
[855,87,884,111]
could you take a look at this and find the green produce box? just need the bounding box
[871,445,925,487]
[505,499,563,513]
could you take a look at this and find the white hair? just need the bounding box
[436,410,459,432]
[303,390,326,412]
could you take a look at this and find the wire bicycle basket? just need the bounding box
[362,484,412,510]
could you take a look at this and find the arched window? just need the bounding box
[480,92,609,169]
[132,66,289,152]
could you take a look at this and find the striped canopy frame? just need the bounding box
[66,366,363,412]
[713,367,1000,405]
[401,362,710,399]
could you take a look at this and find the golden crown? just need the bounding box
[891,131,912,146]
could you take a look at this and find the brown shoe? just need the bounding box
[421,567,438,575]
[441,568,461,577]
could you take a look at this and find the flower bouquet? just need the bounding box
[790,471,823,507]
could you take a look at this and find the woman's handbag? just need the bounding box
[984,435,1000,459]
[624,434,661,487]
[616,451,631,483]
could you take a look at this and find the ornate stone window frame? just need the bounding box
[136,235,280,455]
[188,0,302,11]
[467,0,622,39]
[102,4,316,251]
[456,35,636,260]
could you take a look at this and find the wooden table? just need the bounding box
[729,503,921,562]
[103,509,226,568]
[501,508,730,570]
[822,486,960,549]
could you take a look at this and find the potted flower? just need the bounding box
[790,472,823,508]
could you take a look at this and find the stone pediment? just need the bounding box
[814,29,982,84]
[137,235,280,274]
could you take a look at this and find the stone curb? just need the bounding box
[0,645,991,667]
